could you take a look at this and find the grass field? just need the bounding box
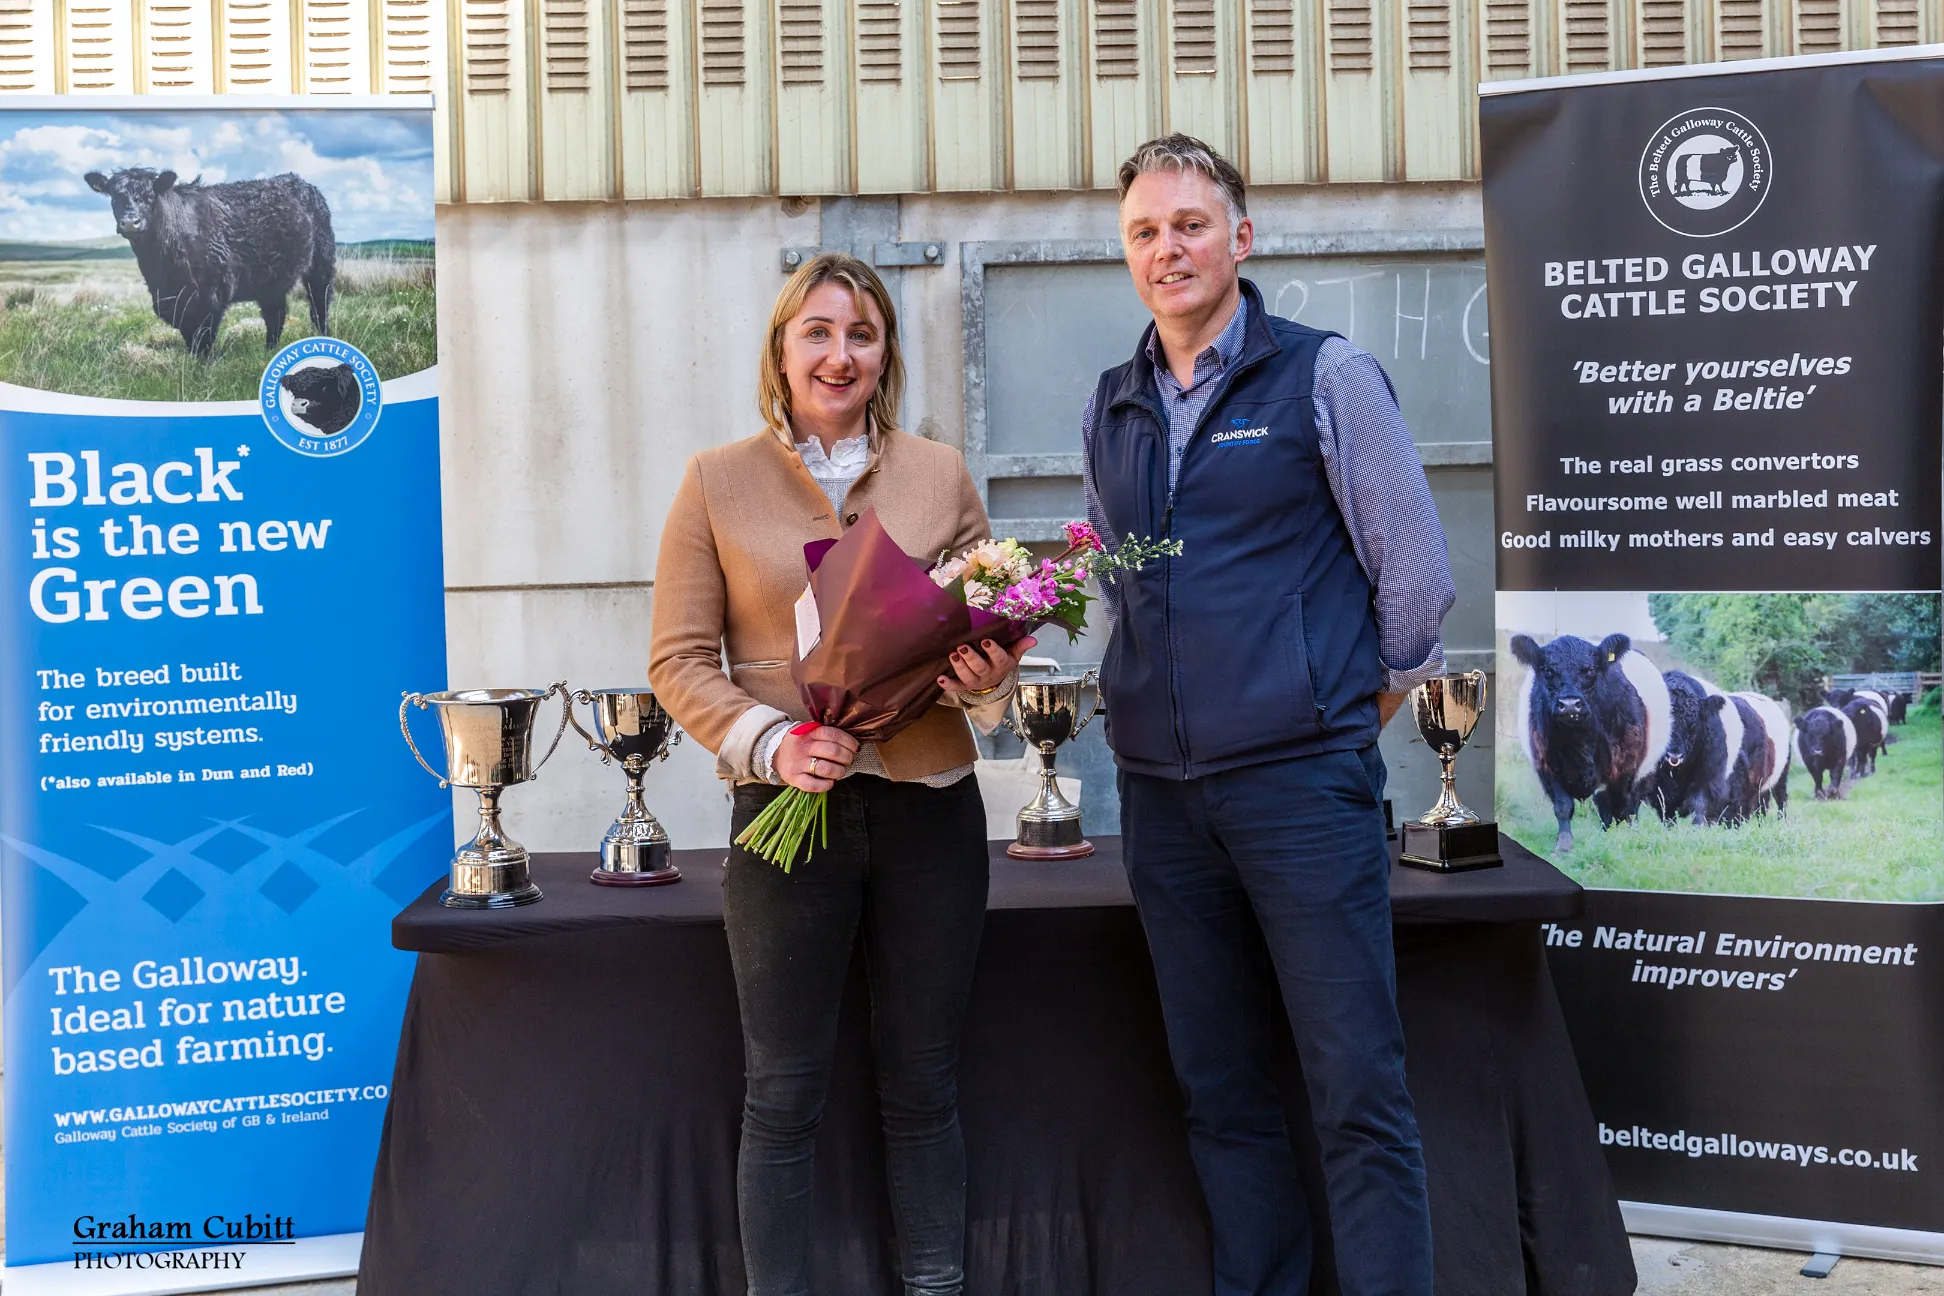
[1496,710,1944,902]
[0,247,435,401]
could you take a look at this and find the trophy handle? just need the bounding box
[1000,697,1026,744]
[398,692,450,789]
[566,688,611,764]
[1071,670,1103,737]
[529,681,573,777]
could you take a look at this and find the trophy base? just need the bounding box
[592,838,681,887]
[1010,811,1091,861]
[1007,840,1095,860]
[442,846,544,909]
[1399,820,1503,873]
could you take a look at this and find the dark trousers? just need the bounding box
[1119,746,1432,1296]
[724,774,991,1296]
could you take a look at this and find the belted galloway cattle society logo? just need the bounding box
[1638,106,1771,237]
[259,337,383,457]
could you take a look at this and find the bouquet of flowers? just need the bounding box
[734,512,1181,870]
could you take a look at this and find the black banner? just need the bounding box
[1486,56,1944,592]
[1549,892,1944,1231]
[1485,51,1944,1244]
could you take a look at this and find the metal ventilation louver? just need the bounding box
[383,0,435,92]
[1562,0,1607,71]
[1250,0,1293,74]
[856,0,900,83]
[67,2,120,90]
[1327,0,1372,73]
[778,0,822,86]
[1795,0,1840,54]
[224,0,277,88]
[1094,0,1137,78]
[144,1,199,88]
[1015,0,1058,79]
[936,0,979,80]
[701,0,745,86]
[1718,0,1764,60]
[1407,0,1451,71]
[1877,0,1919,45]
[0,0,37,90]
[543,0,590,91]
[462,0,511,92]
[622,0,669,90]
[1484,0,1530,72]
[303,0,354,90]
[1173,0,1215,75]
[1639,0,1685,66]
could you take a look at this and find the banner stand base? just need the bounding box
[1624,1202,1944,1267]
[1,1231,360,1296]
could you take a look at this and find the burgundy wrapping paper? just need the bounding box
[791,509,1045,744]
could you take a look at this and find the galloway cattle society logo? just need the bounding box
[259,338,382,457]
[1638,106,1771,238]
[1211,417,1269,445]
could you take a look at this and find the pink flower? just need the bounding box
[1062,521,1103,553]
[995,571,1063,620]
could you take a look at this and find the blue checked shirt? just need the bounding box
[1080,297,1455,695]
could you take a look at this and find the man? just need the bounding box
[1081,135,1454,1296]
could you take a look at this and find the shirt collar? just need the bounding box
[1145,294,1250,387]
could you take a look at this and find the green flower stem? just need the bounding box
[734,785,830,872]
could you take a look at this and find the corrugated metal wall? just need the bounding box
[1,0,1938,202]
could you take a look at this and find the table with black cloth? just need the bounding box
[360,836,1634,1296]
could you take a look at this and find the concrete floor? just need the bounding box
[1633,1236,1944,1294]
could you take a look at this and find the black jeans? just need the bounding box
[724,774,991,1296]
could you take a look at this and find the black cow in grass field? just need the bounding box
[1794,705,1855,800]
[1513,632,1671,852]
[1843,697,1886,778]
[1653,671,1739,824]
[85,167,336,358]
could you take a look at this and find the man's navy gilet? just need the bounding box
[1088,280,1383,780]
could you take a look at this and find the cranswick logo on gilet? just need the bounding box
[1212,416,1269,445]
[1638,106,1772,238]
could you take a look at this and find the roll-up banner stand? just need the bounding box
[1485,49,1944,1261]
[0,99,448,1293]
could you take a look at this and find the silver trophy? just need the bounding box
[1002,672,1100,860]
[400,683,572,908]
[1398,670,1502,872]
[568,687,683,887]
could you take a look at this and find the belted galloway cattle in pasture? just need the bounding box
[1728,691,1792,820]
[1653,671,1738,825]
[1512,631,1670,852]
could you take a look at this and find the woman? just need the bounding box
[649,252,1033,1296]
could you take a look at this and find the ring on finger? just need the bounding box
[809,756,822,777]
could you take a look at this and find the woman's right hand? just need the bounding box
[774,725,860,793]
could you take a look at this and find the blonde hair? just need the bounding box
[759,252,905,437]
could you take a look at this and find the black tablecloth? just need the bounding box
[361,837,1633,1296]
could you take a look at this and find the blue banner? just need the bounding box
[0,101,447,1277]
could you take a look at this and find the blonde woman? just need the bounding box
[649,252,1034,1296]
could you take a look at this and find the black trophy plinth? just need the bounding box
[1399,820,1503,872]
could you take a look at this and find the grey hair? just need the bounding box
[1116,133,1248,233]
